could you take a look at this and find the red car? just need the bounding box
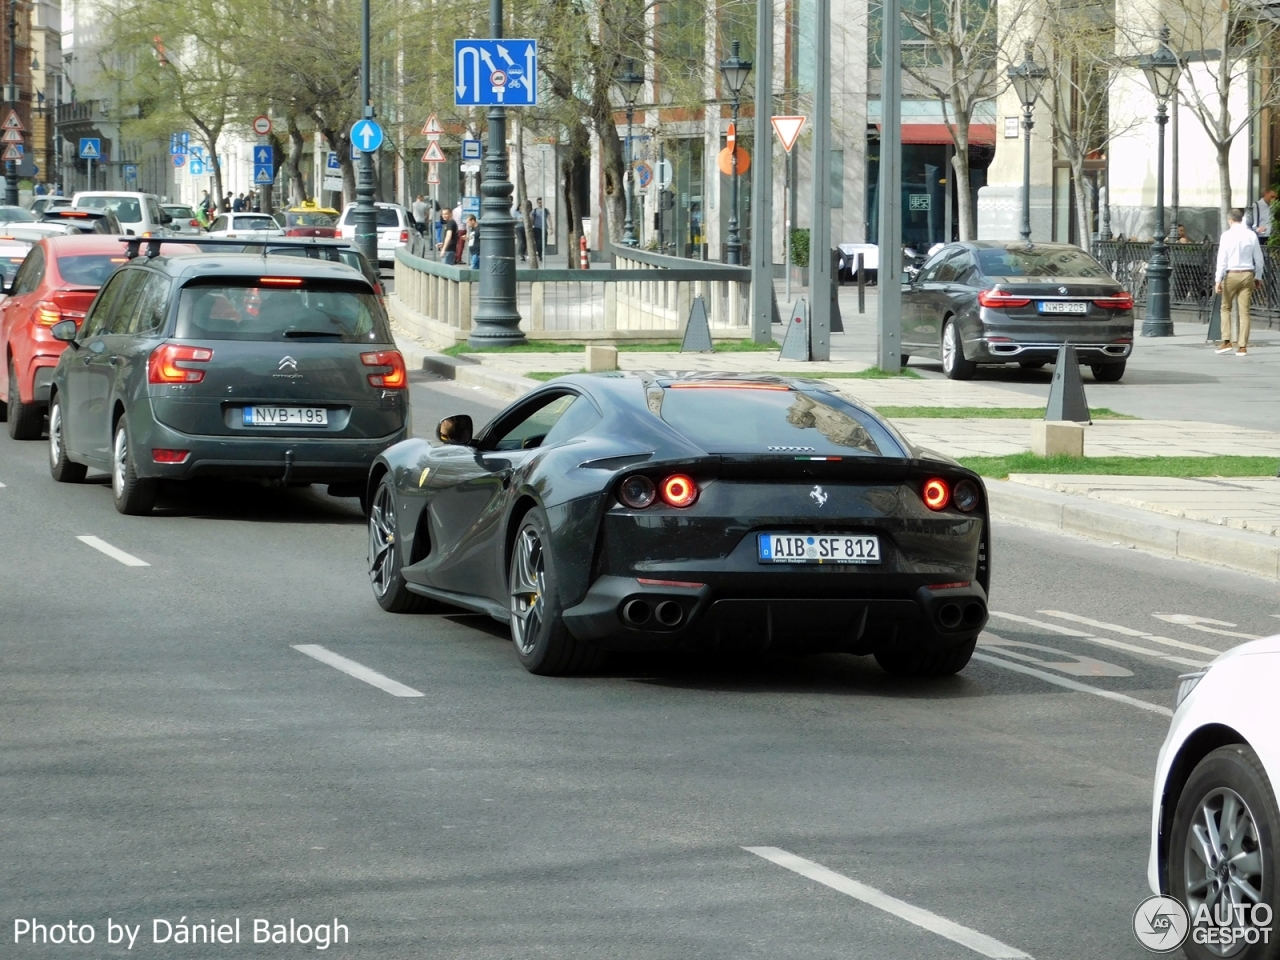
[0,235,131,439]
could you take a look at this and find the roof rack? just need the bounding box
[120,236,356,260]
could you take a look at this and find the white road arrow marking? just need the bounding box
[979,633,1132,677]
[1152,613,1260,640]
[972,652,1173,718]
[988,611,1212,668]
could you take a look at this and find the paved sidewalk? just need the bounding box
[893,419,1280,458]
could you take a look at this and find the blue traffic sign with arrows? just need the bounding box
[253,144,273,166]
[350,119,384,153]
[454,39,537,106]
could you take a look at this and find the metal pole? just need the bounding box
[470,0,523,346]
[783,156,790,302]
[353,0,377,266]
[749,0,774,341]
[876,0,902,371]
[1143,103,1173,336]
[622,104,637,246]
[1170,91,1179,233]
[808,0,832,359]
[5,1,17,205]
[540,143,547,261]
[1019,102,1033,242]
[727,94,742,265]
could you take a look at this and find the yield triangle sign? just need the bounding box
[1,128,23,142]
[427,164,440,185]
[2,144,21,160]
[771,115,807,154]
[2,109,22,130]
[422,113,442,137]
[421,140,446,163]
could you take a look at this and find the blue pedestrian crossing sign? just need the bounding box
[253,165,274,185]
[454,39,537,106]
[350,119,384,153]
[253,144,273,166]
[79,138,101,160]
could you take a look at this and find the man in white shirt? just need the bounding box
[1215,208,1266,355]
[1252,188,1277,239]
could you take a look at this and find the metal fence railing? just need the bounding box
[1092,241,1280,328]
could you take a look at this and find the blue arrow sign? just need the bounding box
[253,165,274,185]
[351,119,384,153]
[188,159,205,176]
[169,132,189,155]
[79,138,101,159]
[326,151,340,171]
[461,139,482,161]
[454,39,537,107]
[253,144,273,166]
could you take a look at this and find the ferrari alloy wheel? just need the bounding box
[7,361,43,440]
[508,508,602,676]
[941,320,976,381]
[111,420,157,515]
[368,476,431,613]
[1170,745,1279,960]
[47,396,86,483]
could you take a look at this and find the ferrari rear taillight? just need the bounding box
[1092,292,1134,310]
[977,290,1032,309]
[618,474,657,508]
[922,477,950,511]
[360,350,407,388]
[148,343,213,384]
[661,474,698,508]
[952,479,980,512]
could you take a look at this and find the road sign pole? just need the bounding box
[808,0,832,360]
[353,0,378,268]
[876,0,902,372]
[749,0,774,343]
[470,0,525,347]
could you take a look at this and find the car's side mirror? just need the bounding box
[50,319,77,342]
[437,414,473,446]
[1,279,10,294]
[160,212,173,225]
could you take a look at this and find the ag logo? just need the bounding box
[1133,895,1190,952]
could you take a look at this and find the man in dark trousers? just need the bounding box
[439,208,459,265]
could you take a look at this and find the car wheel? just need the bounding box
[509,507,603,676]
[941,319,976,381]
[875,635,977,677]
[1169,744,1279,960]
[900,353,911,366]
[48,395,86,483]
[7,361,43,440]
[368,475,433,613]
[1019,360,1046,370]
[111,419,157,515]
[1091,361,1126,383]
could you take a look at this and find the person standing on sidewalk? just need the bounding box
[1251,188,1277,240]
[1215,208,1265,356]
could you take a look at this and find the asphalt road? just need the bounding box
[3,376,1276,959]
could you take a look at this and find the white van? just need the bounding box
[71,191,171,236]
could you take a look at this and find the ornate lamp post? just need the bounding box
[1007,44,1047,244]
[614,60,644,248]
[718,40,752,265]
[1139,25,1181,337]
[4,0,20,205]
[352,0,377,268]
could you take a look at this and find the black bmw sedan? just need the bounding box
[365,373,990,678]
[901,242,1134,381]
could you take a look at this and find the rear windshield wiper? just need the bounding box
[284,330,345,338]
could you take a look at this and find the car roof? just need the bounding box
[956,241,1090,254]
[135,252,371,283]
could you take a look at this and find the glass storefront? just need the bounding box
[866,137,993,247]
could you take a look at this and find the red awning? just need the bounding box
[875,123,996,145]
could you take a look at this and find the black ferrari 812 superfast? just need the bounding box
[365,373,990,676]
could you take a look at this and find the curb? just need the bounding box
[988,479,1280,581]
[394,338,539,401]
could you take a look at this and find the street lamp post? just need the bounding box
[614,60,644,249]
[719,40,752,265]
[1140,25,1181,338]
[352,0,377,268]
[1007,44,1046,244]
[5,0,20,205]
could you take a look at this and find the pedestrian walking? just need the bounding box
[199,190,214,216]
[411,194,429,232]
[1215,208,1265,356]
[439,208,459,265]
[1251,188,1277,241]
[220,192,232,212]
[466,214,480,269]
[532,198,546,259]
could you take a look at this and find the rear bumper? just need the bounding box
[971,339,1131,364]
[562,575,988,653]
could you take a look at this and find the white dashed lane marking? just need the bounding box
[292,644,424,698]
[744,846,1033,959]
[76,536,150,567]
[989,611,1211,668]
[1036,610,1222,654]
[1152,613,1260,641]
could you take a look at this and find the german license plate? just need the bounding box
[243,406,328,426]
[758,533,881,564]
[1038,300,1088,314]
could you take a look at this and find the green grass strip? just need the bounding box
[444,339,777,356]
[875,406,1138,420]
[960,454,1279,479]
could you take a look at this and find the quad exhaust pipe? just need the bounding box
[935,600,986,631]
[622,597,685,630]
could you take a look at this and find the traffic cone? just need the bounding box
[680,296,713,352]
[1045,344,1091,423]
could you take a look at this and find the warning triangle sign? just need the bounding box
[422,113,442,137]
[1,128,23,143]
[427,165,440,185]
[2,110,22,130]
[2,144,21,160]
[421,140,446,163]
[771,115,807,153]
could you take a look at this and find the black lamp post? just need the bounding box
[719,40,752,265]
[1007,44,1046,244]
[352,0,377,268]
[1140,25,1181,337]
[615,60,644,248]
[5,0,19,205]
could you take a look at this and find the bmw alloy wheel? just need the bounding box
[368,483,397,598]
[1183,786,1265,956]
[48,401,64,468]
[942,322,957,374]
[509,526,546,657]
[112,426,128,501]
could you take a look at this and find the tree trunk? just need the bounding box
[1070,154,1092,254]
[951,142,973,241]
[1218,142,1233,231]
[287,119,307,207]
[590,103,626,246]
[562,122,590,267]
[512,113,539,268]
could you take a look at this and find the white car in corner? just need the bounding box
[337,202,412,266]
[1148,637,1280,959]
[205,212,285,241]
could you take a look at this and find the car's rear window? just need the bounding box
[657,384,900,457]
[0,206,34,222]
[57,254,128,286]
[166,206,196,219]
[265,246,370,279]
[376,209,400,228]
[174,279,391,343]
[0,248,29,281]
[287,212,336,227]
[78,197,143,222]
[976,248,1110,279]
[232,216,276,231]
